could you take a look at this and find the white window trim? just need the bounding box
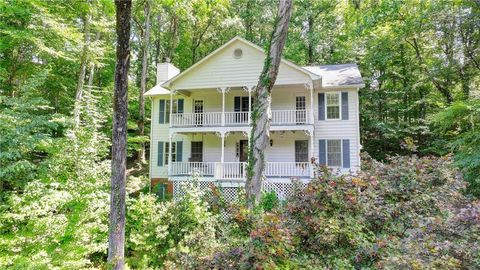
[295,94,307,110]
[164,142,177,165]
[325,92,342,121]
[326,139,343,168]
[165,99,181,124]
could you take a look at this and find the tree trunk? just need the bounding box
[245,0,293,208]
[108,1,131,269]
[74,8,92,128]
[307,15,314,65]
[86,32,100,137]
[138,0,151,164]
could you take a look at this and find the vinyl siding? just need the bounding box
[170,40,311,90]
[149,87,361,178]
[313,89,360,170]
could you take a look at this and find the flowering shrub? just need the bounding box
[200,154,479,269]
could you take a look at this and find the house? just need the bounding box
[144,36,364,198]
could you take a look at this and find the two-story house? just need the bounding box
[145,36,364,198]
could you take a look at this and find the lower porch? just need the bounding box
[166,130,314,180]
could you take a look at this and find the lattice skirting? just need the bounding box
[172,179,308,202]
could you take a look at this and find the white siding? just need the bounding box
[313,89,360,169]
[170,40,311,90]
[149,87,361,179]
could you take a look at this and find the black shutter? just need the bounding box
[157,142,164,166]
[342,139,350,168]
[159,100,165,124]
[234,96,241,112]
[318,93,325,120]
[318,139,326,165]
[178,99,184,114]
[176,141,183,162]
[341,92,349,120]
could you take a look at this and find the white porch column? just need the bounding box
[221,133,225,163]
[306,82,314,124]
[243,86,254,125]
[216,131,229,163]
[308,130,314,177]
[168,132,173,175]
[243,131,251,148]
[169,91,174,127]
[217,87,229,126]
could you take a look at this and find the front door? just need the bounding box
[296,96,306,124]
[190,141,203,162]
[239,140,248,162]
[235,97,251,123]
[295,140,308,163]
[193,99,204,126]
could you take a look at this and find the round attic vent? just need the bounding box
[233,48,243,59]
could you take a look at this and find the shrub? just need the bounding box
[126,180,221,269]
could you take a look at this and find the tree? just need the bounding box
[137,0,151,164]
[73,2,92,128]
[245,0,293,207]
[108,0,131,269]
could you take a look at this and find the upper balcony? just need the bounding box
[170,110,311,128]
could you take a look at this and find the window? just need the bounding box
[327,140,342,167]
[326,93,340,120]
[295,140,308,162]
[191,142,203,162]
[164,142,176,165]
[296,96,306,124]
[165,99,180,123]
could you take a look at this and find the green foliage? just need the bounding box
[259,191,279,212]
[0,131,111,269]
[199,155,479,269]
[431,100,480,196]
[0,73,65,194]
[126,179,220,269]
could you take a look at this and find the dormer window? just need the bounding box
[233,48,243,59]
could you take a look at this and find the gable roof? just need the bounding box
[162,36,320,90]
[303,64,364,88]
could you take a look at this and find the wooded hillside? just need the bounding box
[0,0,478,269]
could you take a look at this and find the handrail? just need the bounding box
[170,162,311,179]
[170,110,311,127]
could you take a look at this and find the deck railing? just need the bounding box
[170,110,310,127]
[225,111,249,125]
[271,110,309,125]
[170,162,215,176]
[265,162,310,177]
[170,112,222,127]
[170,162,312,179]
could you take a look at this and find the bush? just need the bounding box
[126,180,221,269]
[201,154,479,269]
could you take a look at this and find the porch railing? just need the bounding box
[265,162,310,177]
[225,111,249,125]
[170,112,222,127]
[170,110,311,127]
[170,162,312,179]
[170,162,215,176]
[271,110,309,125]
